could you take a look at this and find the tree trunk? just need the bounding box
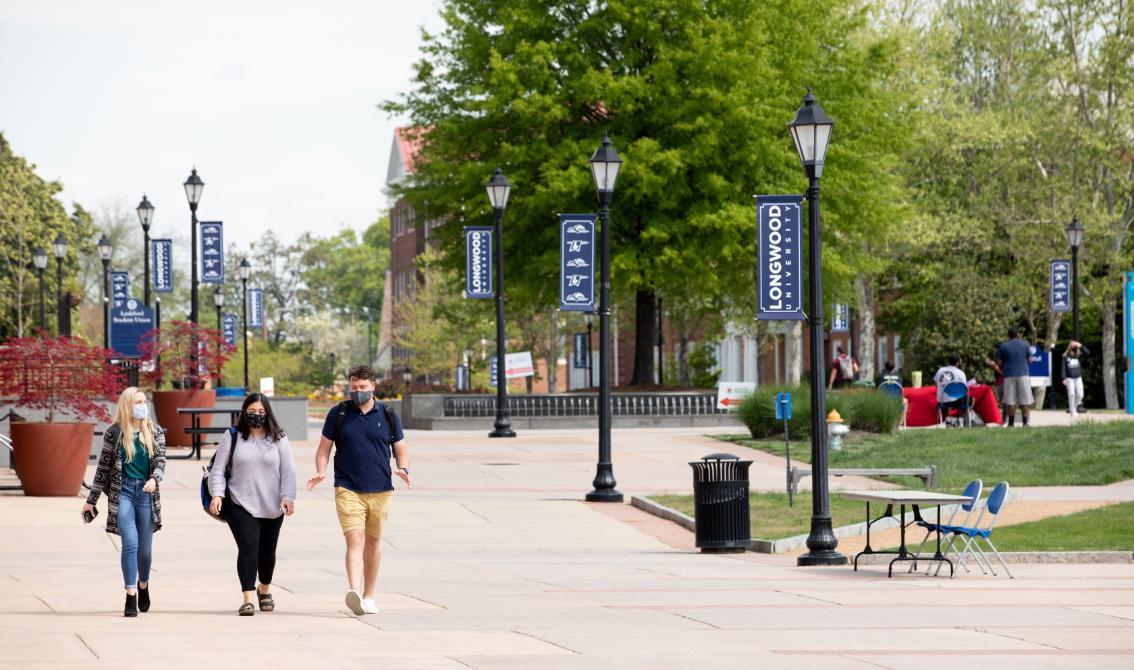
[630,289,657,386]
[854,277,876,382]
[1103,298,1118,409]
[678,329,690,386]
[786,320,803,385]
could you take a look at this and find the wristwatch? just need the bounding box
[398,467,409,474]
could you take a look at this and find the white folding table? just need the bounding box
[839,490,974,577]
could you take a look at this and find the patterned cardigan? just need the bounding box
[85,422,167,536]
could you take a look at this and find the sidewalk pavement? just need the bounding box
[0,424,1131,669]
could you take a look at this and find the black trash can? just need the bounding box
[689,453,752,553]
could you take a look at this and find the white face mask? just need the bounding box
[132,404,149,420]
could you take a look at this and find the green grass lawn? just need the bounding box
[984,502,1134,551]
[650,492,868,540]
[715,421,1134,489]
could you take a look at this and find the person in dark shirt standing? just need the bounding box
[1062,340,1090,419]
[306,365,411,616]
[996,329,1034,427]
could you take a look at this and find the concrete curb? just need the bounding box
[632,494,1121,562]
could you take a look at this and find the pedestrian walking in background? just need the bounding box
[828,346,859,389]
[306,365,411,616]
[1062,340,1090,419]
[82,387,166,617]
[996,328,1034,427]
[209,393,296,616]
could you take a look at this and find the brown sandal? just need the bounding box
[257,592,274,612]
[238,603,254,616]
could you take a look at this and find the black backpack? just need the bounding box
[331,400,398,444]
[199,427,238,522]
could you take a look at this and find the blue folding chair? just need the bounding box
[938,381,972,427]
[937,480,1013,578]
[908,479,982,573]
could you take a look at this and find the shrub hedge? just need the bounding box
[737,384,901,439]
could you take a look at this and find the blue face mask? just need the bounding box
[132,404,149,420]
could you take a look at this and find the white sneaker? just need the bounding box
[362,598,379,614]
[345,590,364,615]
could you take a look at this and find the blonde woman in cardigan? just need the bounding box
[82,387,166,617]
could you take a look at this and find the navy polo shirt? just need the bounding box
[321,402,404,494]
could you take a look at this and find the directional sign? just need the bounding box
[152,239,173,293]
[831,303,849,333]
[109,299,155,357]
[775,392,793,420]
[222,313,238,347]
[504,351,534,379]
[110,271,130,308]
[717,381,756,410]
[559,214,596,312]
[464,226,493,299]
[200,221,224,283]
[248,288,264,328]
[1051,259,1071,313]
[755,195,804,320]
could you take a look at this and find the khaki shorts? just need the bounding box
[335,487,392,538]
[1002,376,1034,407]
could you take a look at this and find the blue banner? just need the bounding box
[1125,273,1134,413]
[110,271,130,308]
[573,332,589,369]
[248,288,264,328]
[464,226,493,299]
[559,214,596,312]
[456,364,469,391]
[200,221,224,284]
[110,299,154,358]
[831,303,849,333]
[1051,259,1071,313]
[755,195,804,320]
[489,355,498,388]
[222,313,238,347]
[152,239,173,293]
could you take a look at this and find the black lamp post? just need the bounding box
[213,287,225,387]
[486,167,516,438]
[1065,218,1084,342]
[137,194,154,307]
[53,233,69,336]
[238,257,251,391]
[183,170,204,324]
[32,246,48,332]
[585,312,595,388]
[585,134,624,503]
[97,235,113,349]
[789,89,846,566]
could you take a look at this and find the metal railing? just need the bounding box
[442,392,726,418]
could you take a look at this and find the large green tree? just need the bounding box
[384,0,907,386]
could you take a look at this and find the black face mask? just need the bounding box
[350,390,373,407]
[246,413,267,429]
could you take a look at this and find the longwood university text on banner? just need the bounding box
[559,213,596,312]
[464,226,493,299]
[1051,260,1071,313]
[248,288,264,328]
[755,195,804,320]
[152,239,173,293]
[200,221,224,283]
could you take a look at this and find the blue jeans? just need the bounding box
[118,478,153,589]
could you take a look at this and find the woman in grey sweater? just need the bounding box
[208,393,296,615]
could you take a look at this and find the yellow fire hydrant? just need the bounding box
[827,409,849,452]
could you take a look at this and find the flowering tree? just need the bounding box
[0,333,126,423]
[138,320,235,390]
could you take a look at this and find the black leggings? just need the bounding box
[225,502,284,592]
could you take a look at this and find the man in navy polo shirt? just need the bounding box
[306,365,410,616]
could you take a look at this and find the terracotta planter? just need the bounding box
[10,422,95,496]
[152,389,216,447]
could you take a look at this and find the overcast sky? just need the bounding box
[0,0,442,251]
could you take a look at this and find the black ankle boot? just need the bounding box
[138,585,150,612]
[124,593,138,617]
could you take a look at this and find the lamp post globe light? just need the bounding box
[213,287,225,387]
[585,134,623,503]
[32,246,48,331]
[788,89,846,566]
[136,194,155,307]
[1065,218,1084,342]
[485,167,516,438]
[53,233,69,336]
[97,235,114,349]
[238,257,252,391]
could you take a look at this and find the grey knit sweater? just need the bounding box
[209,432,297,519]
